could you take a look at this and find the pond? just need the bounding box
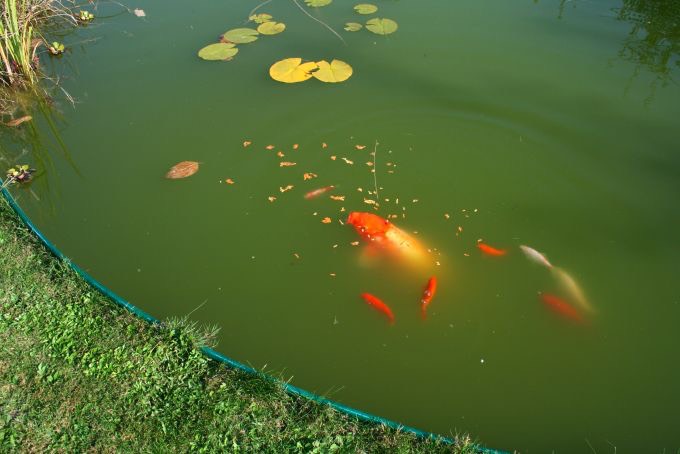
[3,0,680,451]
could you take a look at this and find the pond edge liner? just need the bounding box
[1,183,504,454]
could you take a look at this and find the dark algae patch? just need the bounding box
[0,197,480,452]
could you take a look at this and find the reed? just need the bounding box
[0,0,75,87]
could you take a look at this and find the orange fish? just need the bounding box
[477,242,507,256]
[304,185,334,200]
[420,276,437,319]
[347,211,429,265]
[540,293,583,322]
[361,293,394,323]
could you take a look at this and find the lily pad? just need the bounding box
[249,13,272,24]
[354,4,377,14]
[198,43,238,61]
[269,58,319,83]
[312,60,353,83]
[344,22,363,32]
[222,28,259,44]
[365,18,398,35]
[257,21,286,35]
[304,0,332,7]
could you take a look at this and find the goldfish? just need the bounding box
[420,276,437,319]
[540,292,583,322]
[477,243,507,256]
[519,245,553,269]
[347,212,429,265]
[304,185,334,200]
[551,267,594,313]
[360,293,394,323]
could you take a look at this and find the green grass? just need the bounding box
[0,195,483,452]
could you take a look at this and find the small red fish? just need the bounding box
[477,242,507,256]
[304,185,334,200]
[361,293,394,323]
[540,293,583,322]
[420,276,437,319]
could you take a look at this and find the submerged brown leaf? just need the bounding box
[5,116,32,127]
[165,161,199,179]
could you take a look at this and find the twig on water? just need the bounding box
[290,0,346,45]
[245,0,274,23]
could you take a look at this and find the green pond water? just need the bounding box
[3,0,680,451]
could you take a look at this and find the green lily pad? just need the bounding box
[344,22,363,32]
[365,18,398,35]
[354,4,377,14]
[249,13,272,24]
[304,0,332,7]
[198,43,238,61]
[257,21,286,35]
[222,28,259,44]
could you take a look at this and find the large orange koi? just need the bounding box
[347,212,429,264]
[360,293,394,323]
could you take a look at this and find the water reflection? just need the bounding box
[0,91,73,207]
[615,0,680,102]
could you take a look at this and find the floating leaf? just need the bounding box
[321,217,332,223]
[303,172,317,180]
[243,141,252,147]
[165,161,199,179]
[330,195,345,201]
[265,144,275,150]
[280,185,294,192]
[305,0,332,7]
[198,43,238,61]
[344,22,363,32]
[365,18,398,35]
[293,144,299,149]
[225,178,235,184]
[268,196,277,202]
[280,161,297,167]
[341,157,354,164]
[222,28,259,44]
[133,8,145,17]
[257,21,286,35]
[249,13,272,24]
[355,144,366,149]
[312,59,353,83]
[354,4,377,14]
[269,58,319,83]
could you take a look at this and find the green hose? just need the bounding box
[1,181,504,453]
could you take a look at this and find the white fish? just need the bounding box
[519,245,553,269]
[552,267,594,313]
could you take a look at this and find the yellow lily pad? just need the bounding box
[197,43,238,61]
[269,58,319,83]
[249,13,273,24]
[365,18,398,35]
[305,0,332,7]
[222,28,259,43]
[257,21,286,35]
[354,4,377,14]
[344,22,363,32]
[312,59,353,83]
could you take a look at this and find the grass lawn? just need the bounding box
[0,194,483,452]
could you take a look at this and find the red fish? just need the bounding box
[304,185,334,200]
[540,293,583,322]
[361,293,394,323]
[420,276,437,319]
[347,212,429,264]
[477,242,507,256]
